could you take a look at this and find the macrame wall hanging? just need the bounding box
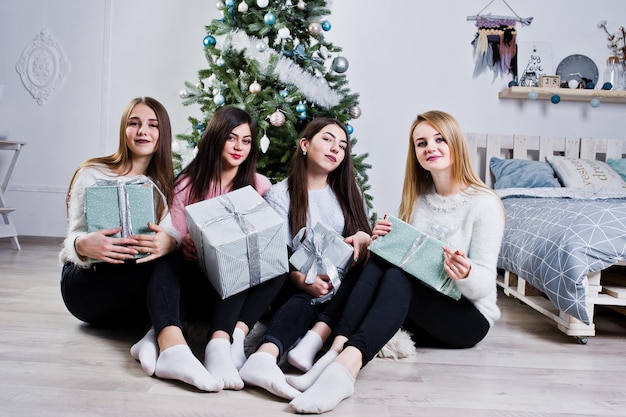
[467,0,533,80]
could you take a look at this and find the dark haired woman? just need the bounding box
[239,117,372,399]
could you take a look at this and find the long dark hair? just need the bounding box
[176,106,259,204]
[287,117,372,237]
[67,97,174,221]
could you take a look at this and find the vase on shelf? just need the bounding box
[603,56,624,90]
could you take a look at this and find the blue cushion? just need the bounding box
[607,158,626,182]
[490,157,561,189]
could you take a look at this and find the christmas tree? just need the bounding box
[176,0,372,208]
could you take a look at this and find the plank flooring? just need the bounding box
[1,238,625,417]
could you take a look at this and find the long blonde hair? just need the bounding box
[66,97,174,221]
[398,110,491,222]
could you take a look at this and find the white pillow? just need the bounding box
[547,156,626,190]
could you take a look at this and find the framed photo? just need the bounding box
[517,41,553,87]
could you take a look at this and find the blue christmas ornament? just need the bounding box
[203,35,216,47]
[550,94,560,104]
[602,82,613,90]
[590,98,601,108]
[296,103,306,113]
[508,80,518,87]
[264,12,276,25]
[279,89,289,98]
[345,124,354,134]
[321,20,332,31]
[225,0,235,7]
[528,90,539,100]
[297,111,307,120]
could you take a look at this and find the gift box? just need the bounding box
[85,177,156,260]
[185,185,289,299]
[368,215,461,300]
[289,222,354,303]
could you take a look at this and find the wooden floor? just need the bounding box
[1,238,626,417]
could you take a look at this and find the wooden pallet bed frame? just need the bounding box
[466,133,626,343]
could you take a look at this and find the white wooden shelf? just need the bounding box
[499,86,626,104]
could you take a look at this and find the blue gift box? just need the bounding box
[368,215,461,300]
[85,178,156,260]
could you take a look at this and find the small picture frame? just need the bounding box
[540,75,560,88]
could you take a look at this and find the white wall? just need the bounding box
[0,0,623,238]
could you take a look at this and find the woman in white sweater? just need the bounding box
[288,110,505,414]
[59,97,178,326]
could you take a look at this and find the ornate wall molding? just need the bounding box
[15,29,71,106]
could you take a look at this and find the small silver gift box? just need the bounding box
[289,222,354,303]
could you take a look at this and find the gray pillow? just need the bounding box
[490,157,561,189]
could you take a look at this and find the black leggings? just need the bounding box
[336,255,490,367]
[257,266,362,356]
[60,252,178,327]
[147,250,287,339]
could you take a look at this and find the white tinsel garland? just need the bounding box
[216,29,341,110]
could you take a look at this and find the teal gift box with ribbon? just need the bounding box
[368,215,461,300]
[85,177,157,260]
[185,185,289,299]
[289,222,354,304]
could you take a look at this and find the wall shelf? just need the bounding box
[499,86,626,104]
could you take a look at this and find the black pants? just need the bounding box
[257,265,363,356]
[147,250,288,339]
[60,252,178,327]
[336,255,490,367]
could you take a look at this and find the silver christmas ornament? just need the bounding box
[249,81,262,94]
[308,22,322,36]
[297,1,307,10]
[349,106,362,119]
[269,110,286,127]
[256,41,268,53]
[179,89,188,99]
[257,0,269,8]
[237,1,248,12]
[331,56,349,73]
[260,133,270,153]
[216,1,225,10]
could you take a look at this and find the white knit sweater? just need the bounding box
[410,186,505,326]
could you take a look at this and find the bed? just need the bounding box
[465,133,626,344]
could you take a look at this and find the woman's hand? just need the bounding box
[443,247,471,280]
[371,217,392,240]
[343,230,371,264]
[74,227,139,264]
[180,233,198,262]
[135,223,177,264]
[290,270,332,298]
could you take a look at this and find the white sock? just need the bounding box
[287,330,323,372]
[239,351,302,400]
[130,328,158,376]
[289,363,355,414]
[230,327,247,370]
[155,344,223,392]
[204,338,244,390]
[287,350,338,391]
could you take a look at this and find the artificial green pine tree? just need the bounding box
[176,0,372,209]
